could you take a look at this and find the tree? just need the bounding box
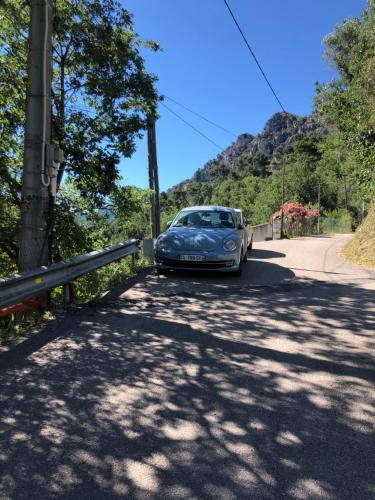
[210,163,230,181]
[168,187,188,210]
[0,0,160,274]
[110,186,151,241]
[0,1,28,272]
[283,134,323,206]
[53,0,160,201]
[211,176,260,217]
[315,0,375,198]
[185,182,205,206]
[250,175,282,224]
[252,152,271,177]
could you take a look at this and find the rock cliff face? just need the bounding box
[179,112,324,187]
[193,133,254,183]
[253,112,323,156]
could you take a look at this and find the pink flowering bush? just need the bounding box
[273,202,318,236]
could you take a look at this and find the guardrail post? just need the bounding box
[62,283,73,308]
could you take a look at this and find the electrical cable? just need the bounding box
[69,99,229,150]
[223,0,286,113]
[164,95,237,137]
[160,102,224,150]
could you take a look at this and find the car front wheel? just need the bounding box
[233,249,243,276]
[156,267,168,276]
[242,248,248,263]
[233,262,242,277]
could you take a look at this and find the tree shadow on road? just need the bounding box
[248,249,286,260]
[0,279,374,499]
[107,260,296,301]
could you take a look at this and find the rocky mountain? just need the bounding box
[173,112,325,188]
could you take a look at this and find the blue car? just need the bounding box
[155,206,248,276]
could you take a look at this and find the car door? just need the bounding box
[235,210,247,251]
[240,211,253,247]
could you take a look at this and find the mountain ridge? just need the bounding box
[170,111,325,191]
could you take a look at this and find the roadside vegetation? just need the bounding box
[0,0,158,285]
[342,205,375,270]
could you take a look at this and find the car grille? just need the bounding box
[159,258,234,269]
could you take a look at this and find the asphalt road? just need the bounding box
[0,235,374,499]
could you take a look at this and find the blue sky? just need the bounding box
[120,0,366,191]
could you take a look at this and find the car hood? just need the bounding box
[160,227,238,251]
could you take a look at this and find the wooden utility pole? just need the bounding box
[147,120,160,238]
[317,181,321,233]
[343,176,349,213]
[19,0,53,271]
[147,127,156,237]
[280,157,285,238]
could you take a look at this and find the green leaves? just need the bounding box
[0,0,160,277]
[316,0,375,198]
[52,0,160,198]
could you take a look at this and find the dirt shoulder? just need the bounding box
[342,205,375,271]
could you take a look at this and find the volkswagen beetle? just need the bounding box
[155,206,247,276]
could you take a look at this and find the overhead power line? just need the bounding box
[223,0,286,113]
[66,97,229,150]
[164,95,237,138]
[67,101,224,150]
[160,102,224,150]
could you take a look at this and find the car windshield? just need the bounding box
[172,210,235,229]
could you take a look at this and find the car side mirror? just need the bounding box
[166,220,172,228]
[244,220,249,227]
[238,223,244,230]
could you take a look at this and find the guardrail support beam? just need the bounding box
[0,239,138,309]
[62,283,73,308]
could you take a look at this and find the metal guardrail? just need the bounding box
[0,240,138,309]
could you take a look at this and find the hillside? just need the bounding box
[173,111,325,189]
[342,205,375,271]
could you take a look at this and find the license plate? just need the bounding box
[180,255,205,262]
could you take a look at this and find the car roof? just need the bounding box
[180,205,234,213]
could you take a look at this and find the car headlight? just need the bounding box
[157,237,167,249]
[223,239,237,251]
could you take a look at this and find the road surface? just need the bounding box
[0,235,374,499]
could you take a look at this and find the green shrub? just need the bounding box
[51,255,147,305]
[320,210,352,234]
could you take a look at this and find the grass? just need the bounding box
[0,310,55,347]
[342,204,375,271]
